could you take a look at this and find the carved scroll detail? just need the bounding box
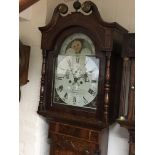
[104,53,111,125]
[38,50,47,111]
[81,1,100,16]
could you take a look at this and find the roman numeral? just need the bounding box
[64,93,68,99]
[57,85,63,92]
[91,80,97,83]
[73,97,76,104]
[56,76,63,80]
[83,96,88,104]
[88,89,96,96]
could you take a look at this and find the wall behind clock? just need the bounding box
[19,0,50,155]
[19,0,134,155]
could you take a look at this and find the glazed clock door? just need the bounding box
[53,33,100,110]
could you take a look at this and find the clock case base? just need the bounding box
[48,121,108,155]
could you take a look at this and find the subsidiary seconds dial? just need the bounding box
[54,55,99,109]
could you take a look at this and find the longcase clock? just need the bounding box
[37,1,128,155]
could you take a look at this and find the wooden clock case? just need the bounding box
[37,1,128,154]
[117,33,135,155]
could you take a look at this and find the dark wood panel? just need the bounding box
[49,122,101,155]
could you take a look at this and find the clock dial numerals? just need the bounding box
[56,76,64,80]
[88,88,96,96]
[64,93,68,99]
[73,97,76,104]
[83,96,88,104]
[54,49,99,109]
[57,85,63,92]
[91,80,97,83]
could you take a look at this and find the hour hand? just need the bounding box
[72,77,80,86]
[82,73,89,82]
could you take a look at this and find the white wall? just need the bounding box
[19,0,134,155]
[19,1,50,155]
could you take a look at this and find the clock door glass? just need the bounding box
[53,33,100,109]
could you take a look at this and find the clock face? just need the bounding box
[53,33,99,109]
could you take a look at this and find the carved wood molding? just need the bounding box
[103,52,111,125]
[19,0,40,12]
[39,1,127,51]
[38,50,47,111]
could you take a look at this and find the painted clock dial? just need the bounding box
[53,33,99,109]
[60,33,95,55]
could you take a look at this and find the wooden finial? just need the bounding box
[81,1,92,13]
[58,4,68,14]
[73,0,81,11]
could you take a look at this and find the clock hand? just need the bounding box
[67,60,76,79]
[83,73,89,82]
[72,77,80,86]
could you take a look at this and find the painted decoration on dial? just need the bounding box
[60,33,95,55]
[53,33,99,109]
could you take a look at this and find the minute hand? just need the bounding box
[67,60,75,79]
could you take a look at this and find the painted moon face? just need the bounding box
[60,33,95,55]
